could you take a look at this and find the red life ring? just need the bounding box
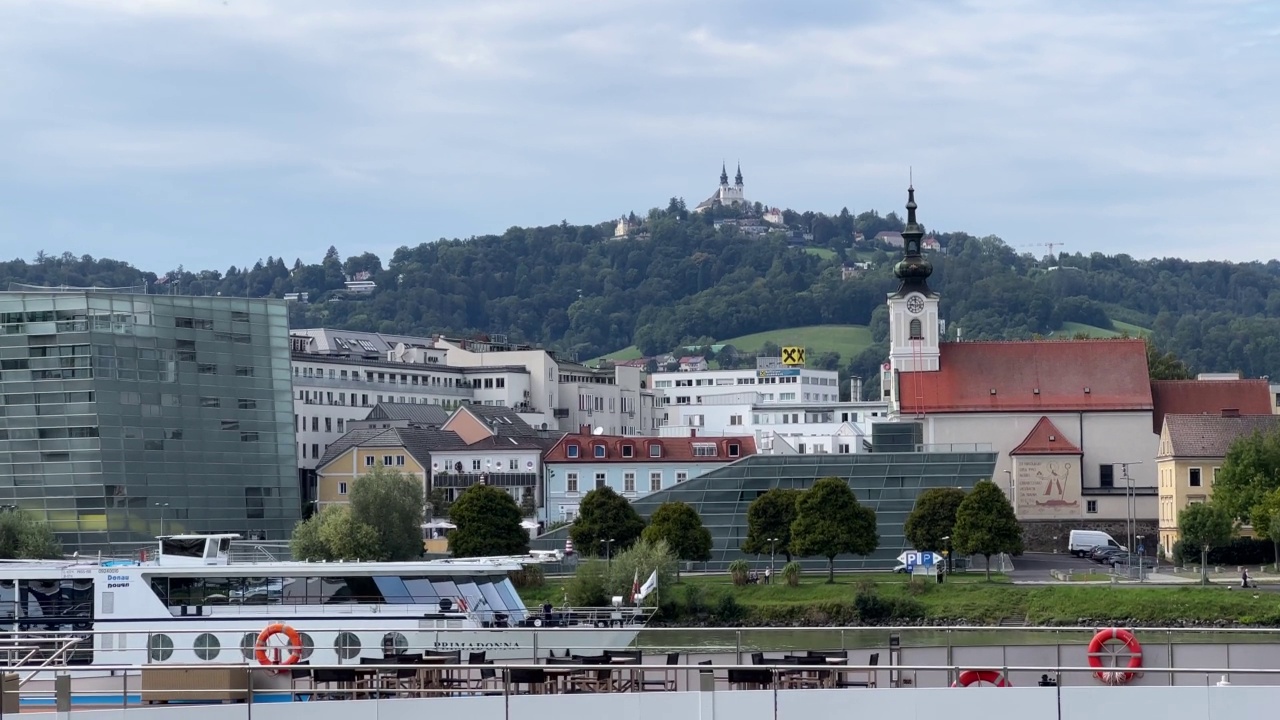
[1087,627,1142,685]
[456,597,468,612]
[952,670,1010,687]
[254,623,303,666]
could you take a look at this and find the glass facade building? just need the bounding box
[0,290,300,552]
[535,449,998,571]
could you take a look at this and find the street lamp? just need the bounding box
[941,536,952,574]
[1136,535,1145,582]
[768,537,779,580]
[154,502,170,537]
[605,538,616,571]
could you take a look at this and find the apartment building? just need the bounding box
[649,364,843,409]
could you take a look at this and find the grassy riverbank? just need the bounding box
[516,573,1280,626]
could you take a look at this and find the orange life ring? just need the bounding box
[1087,627,1142,685]
[952,669,1010,687]
[254,623,303,666]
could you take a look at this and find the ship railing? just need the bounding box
[13,635,81,688]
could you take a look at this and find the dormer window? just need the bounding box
[728,443,740,458]
[650,443,662,458]
[567,444,579,459]
[594,444,606,458]
[621,444,634,459]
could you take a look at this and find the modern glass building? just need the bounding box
[0,289,300,552]
[535,442,998,571]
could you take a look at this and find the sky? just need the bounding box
[1,0,1277,271]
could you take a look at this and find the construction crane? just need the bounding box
[1015,242,1065,257]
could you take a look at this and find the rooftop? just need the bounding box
[1150,379,1274,433]
[1162,413,1280,458]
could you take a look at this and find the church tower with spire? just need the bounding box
[695,161,750,212]
[886,184,941,377]
[719,163,730,188]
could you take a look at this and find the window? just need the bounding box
[623,472,636,493]
[325,418,332,433]
[595,472,607,489]
[693,444,717,457]
[472,459,481,471]
[337,418,345,433]
[1086,500,1098,514]
[567,444,579,459]
[650,443,662,458]
[235,365,254,377]
[238,399,256,410]
[383,455,393,467]
[365,456,375,467]
[1212,467,1220,485]
[594,444,606,458]
[729,415,743,426]
[566,472,579,494]
[311,443,319,458]
[165,429,183,440]
[909,318,923,340]
[339,482,348,495]
[240,431,259,442]
[396,455,406,466]
[1099,464,1114,488]
[1189,467,1202,487]
[839,443,851,453]
[728,443,740,457]
[676,471,688,483]
[221,420,239,431]
[197,363,218,375]
[508,458,518,470]
[622,444,634,458]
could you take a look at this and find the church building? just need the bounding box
[877,186,1270,548]
[694,163,749,212]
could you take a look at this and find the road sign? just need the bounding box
[897,551,936,567]
[1137,543,1145,555]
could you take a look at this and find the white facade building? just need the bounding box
[659,391,889,454]
[428,336,659,436]
[650,366,843,409]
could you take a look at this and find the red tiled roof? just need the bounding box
[1150,379,1273,433]
[543,432,757,463]
[1010,417,1082,455]
[1163,413,1280,457]
[897,339,1152,414]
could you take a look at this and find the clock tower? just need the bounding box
[886,185,940,379]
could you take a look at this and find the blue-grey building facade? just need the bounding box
[0,289,300,552]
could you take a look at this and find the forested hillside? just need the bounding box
[5,200,1280,399]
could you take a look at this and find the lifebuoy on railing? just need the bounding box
[254,623,302,666]
[952,669,1010,687]
[1087,627,1142,685]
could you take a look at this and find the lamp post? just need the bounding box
[768,537,779,579]
[1136,535,1145,582]
[154,502,169,537]
[1053,536,1059,555]
[941,535,952,574]
[605,538,616,571]
[1116,461,1142,571]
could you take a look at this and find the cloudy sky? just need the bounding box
[1,0,1277,271]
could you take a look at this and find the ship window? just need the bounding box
[381,632,409,655]
[475,579,506,612]
[149,634,174,662]
[161,538,206,558]
[372,576,412,604]
[17,579,94,632]
[431,579,459,602]
[240,633,257,660]
[402,578,442,606]
[454,579,480,608]
[194,633,220,661]
[491,578,524,616]
[299,632,315,660]
[335,632,361,660]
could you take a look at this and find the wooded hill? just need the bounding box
[6,201,1280,400]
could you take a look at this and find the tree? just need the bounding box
[1212,427,1280,526]
[903,487,966,553]
[569,486,645,557]
[641,502,712,580]
[448,484,529,558]
[741,488,801,562]
[1178,503,1234,585]
[0,510,61,559]
[952,480,1023,580]
[790,477,879,583]
[289,505,381,561]
[427,488,452,519]
[1145,340,1192,380]
[607,537,677,602]
[348,465,425,561]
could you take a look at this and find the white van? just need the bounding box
[1068,530,1126,557]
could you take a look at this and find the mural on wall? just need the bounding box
[1015,457,1081,518]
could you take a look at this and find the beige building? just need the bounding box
[1156,411,1280,557]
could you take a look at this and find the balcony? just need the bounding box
[432,472,538,489]
[552,408,570,419]
[293,374,472,397]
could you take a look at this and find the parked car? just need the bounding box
[1069,530,1126,557]
[1090,547,1124,563]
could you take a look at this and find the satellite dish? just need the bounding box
[592,427,604,436]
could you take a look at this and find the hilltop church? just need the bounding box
[694,163,750,212]
[878,187,1270,545]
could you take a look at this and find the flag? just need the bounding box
[635,570,658,602]
[630,569,640,602]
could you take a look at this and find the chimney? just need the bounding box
[1221,408,1241,418]
[690,429,697,437]
[579,424,591,435]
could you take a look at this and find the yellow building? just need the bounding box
[1157,412,1280,557]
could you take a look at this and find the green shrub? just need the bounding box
[729,559,750,586]
[890,596,926,620]
[566,559,609,607]
[682,584,708,616]
[508,564,545,590]
[714,594,745,623]
[905,577,932,596]
[854,592,893,622]
[782,562,802,587]
[608,537,678,597]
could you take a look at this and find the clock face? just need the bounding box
[906,295,925,315]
